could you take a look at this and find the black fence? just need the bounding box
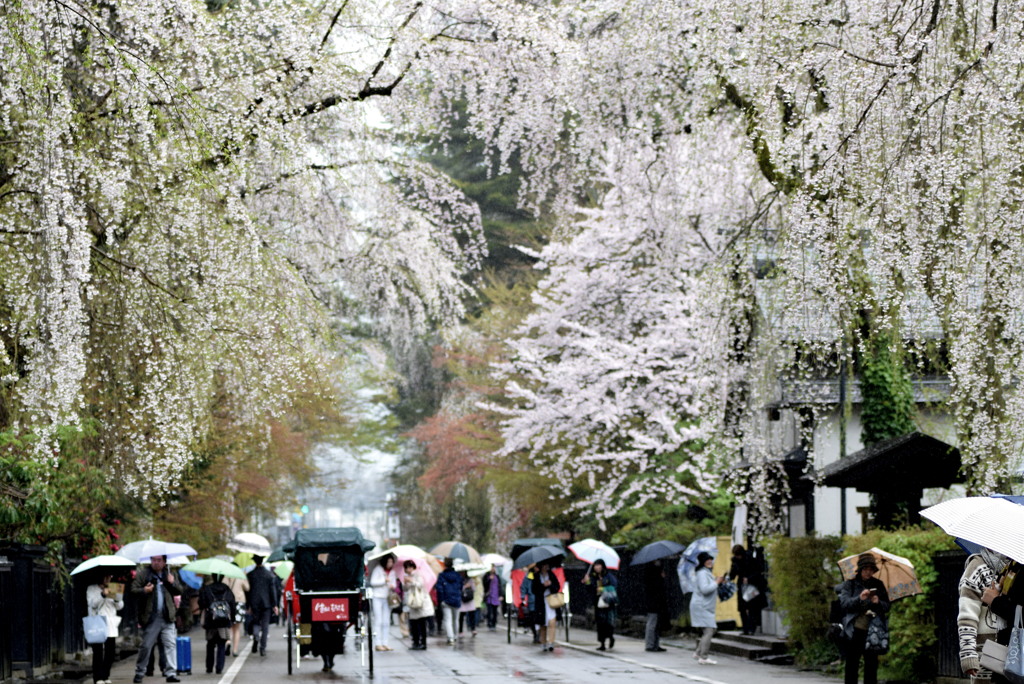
[0,542,145,683]
[563,551,688,634]
[934,548,968,680]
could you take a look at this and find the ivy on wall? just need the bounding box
[860,333,916,446]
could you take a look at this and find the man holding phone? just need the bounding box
[131,555,185,683]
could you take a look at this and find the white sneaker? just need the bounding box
[698,657,718,665]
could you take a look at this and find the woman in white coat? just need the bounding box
[369,554,396,651]
[87,574,123,684]
[689,552,723,665]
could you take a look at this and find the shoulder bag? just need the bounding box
[546,592,566,609]
[1004,605,1024,684]
[83,615,108,644]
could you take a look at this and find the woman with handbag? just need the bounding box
[839,554,891,684]
[729,544,768,635]
[583,559,617,651]
[959,548,1011,682]
[402,560,432,651]
[86,574,123,684]
[979,558,1024,683]
[531,562,561,652]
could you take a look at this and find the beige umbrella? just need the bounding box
[429,541,482,564]
[837,547,921,600]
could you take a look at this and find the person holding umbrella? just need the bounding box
[531,561,560,652]
[482,565,502,630]
[87,573,123,684]
[690,551,723,665]
[838,554,890,684]
[582,559,617,651]
[402,560,433,650]
[198,574,235,675]
[131,554,184,683]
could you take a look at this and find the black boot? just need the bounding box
[597,641,606,651]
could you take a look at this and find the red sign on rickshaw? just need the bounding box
[311,597,350,621]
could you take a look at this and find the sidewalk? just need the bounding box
[554,630,839,683]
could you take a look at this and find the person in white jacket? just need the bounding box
[689,552,723,665]
[87,575,124,684]
[369,554,396,651]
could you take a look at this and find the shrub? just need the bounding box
[766,526,957,680]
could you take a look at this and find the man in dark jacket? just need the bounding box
[131,554,184,683]
[643,559,668,652]
[245,555,280,656]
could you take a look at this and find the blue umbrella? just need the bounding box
[630,540,686,566]
[677,537,717,594]
[955,494,1024,555]
[178,569,203,590]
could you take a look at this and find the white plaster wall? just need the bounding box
[812,408,871,535]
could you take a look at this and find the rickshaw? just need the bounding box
[283,528,376,676]
[505,538,570,644]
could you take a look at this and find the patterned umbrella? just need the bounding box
[837,547,921,601]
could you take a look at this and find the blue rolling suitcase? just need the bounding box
[176,636,192,674]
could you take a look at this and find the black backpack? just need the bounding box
[461,583,475,603]
[206,599,232,628]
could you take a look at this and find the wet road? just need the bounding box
[114,623,844,684]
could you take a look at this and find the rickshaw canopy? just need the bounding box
[286,527,375,592]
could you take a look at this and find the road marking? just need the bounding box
[218,645,250,684]
[556,641,729,684]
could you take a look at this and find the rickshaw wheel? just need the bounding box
[365,603,374,675]
[286,623,293,675]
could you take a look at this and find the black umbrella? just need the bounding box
[510,537,565,561]
[630,540,686,566]
[512,545,565,570]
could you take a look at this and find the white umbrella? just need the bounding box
[226,532,272,556]
[367,545,428,562]
[921,497,1024,563]
[481,553,511,567]
[70,555,138,576]
[116,539,198,563]
[453,561,489,577]
[568,539,620,569]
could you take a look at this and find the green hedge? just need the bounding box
[765,526,957,680]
